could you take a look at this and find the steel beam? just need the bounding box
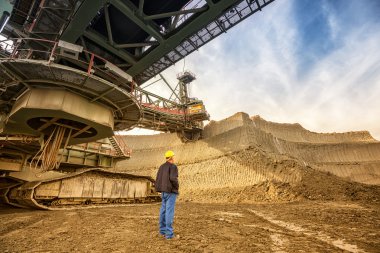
[126,0,242,76]
[110,0,163,43]
[79,36,91,62]
[168,83,179,101]
[116,63,132,67]
[140,78,161,89]
[61,0,108,43]
[255,0,262,11]
[135,86,181,107]
[0,63,31,89]
[206,0,215,6]
[138,0,144,16]
[144,6,208,20]
[83,31,137,64]
[40,119,92,133]
[114,42,159,48]
[71,125,92,138]
[104,4,114,45]
[37,117,59,131]
[43,8,67,23]
[159,74,181,102]
[90,87,115,102]
[170,15,180,31]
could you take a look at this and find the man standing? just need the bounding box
[155,150,179,240]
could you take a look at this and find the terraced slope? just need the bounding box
[251,115,376,143]
[116,113,380,202]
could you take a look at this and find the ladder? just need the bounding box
[108,136,131,158]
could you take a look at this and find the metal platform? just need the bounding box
[0,58,141,131]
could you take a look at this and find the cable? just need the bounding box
[31,125,71,174]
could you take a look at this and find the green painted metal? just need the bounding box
[110,0,163,42]
[115,42,159,48]
[205,0,214,6]
[83,30,137,64]
[104,4,114,45]
[138,0,144,16]
[126,0,240,77]
[61,0,107,43]
[144,6,208,20]
[159,74,181,102]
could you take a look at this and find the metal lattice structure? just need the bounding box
[131,0,276,83]
[3,0,275,84]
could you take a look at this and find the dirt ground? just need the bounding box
[1,200,379,253]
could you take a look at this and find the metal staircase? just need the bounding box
[109,135,131,158]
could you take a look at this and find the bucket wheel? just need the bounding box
[177,129,202,142]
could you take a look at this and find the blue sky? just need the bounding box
[130,0,380,140]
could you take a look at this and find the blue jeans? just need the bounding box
[159,192,177,239]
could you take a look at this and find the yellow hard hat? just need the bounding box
[165,150,175,158]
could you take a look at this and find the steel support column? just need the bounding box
[83,31,137,64]
[61,0,108,43]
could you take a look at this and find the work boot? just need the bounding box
[166,235,180,240]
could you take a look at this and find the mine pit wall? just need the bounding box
[115,112,380,199]
[119,113,255,172]
[247,116,380,185]
[202,112,252,138]
[122,133,183,151]
[116,125,257,178]
[252,115,377,143]
[249,130,380,185]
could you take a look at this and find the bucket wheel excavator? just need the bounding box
[0,0,274,209]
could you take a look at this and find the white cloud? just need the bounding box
[136,0,380,140]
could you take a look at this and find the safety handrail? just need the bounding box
[0,37,185,115]
[113,135,132,157]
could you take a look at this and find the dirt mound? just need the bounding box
[116,113,380,203]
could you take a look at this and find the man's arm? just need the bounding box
[155,165,164,192]
[169,164,179,192]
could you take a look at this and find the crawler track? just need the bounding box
[4,169,160,210]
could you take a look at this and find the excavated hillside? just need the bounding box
[116,113,380,203]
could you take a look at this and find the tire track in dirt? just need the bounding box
[0,215,45,237]
[246,209,366,253]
